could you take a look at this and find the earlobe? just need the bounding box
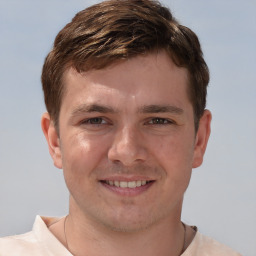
[41,112,63,169]
[192,110,212,168]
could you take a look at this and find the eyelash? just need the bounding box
[147,118,174,125]
[82,117,107,125]
[81,117,174,126]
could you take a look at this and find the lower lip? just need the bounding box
[100,181,154,196]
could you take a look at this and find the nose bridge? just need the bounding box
[108,123,146,165]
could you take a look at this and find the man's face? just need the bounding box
[44,51,210,232]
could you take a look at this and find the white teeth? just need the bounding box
[105,180,149,188]
[136,180,142,186]
[120,181,127,188]
[128,181,136,188]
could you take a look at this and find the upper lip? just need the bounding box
[99,175,155,182]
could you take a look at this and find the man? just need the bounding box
[0,0,241,255]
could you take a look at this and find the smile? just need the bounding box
[103,180,151,188]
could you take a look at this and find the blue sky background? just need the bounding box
[0,1,255,255]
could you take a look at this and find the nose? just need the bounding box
[108,125,147,166]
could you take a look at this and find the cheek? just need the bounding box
[152,132,194,182]
[61,133,107,183]
[153,132,194,164]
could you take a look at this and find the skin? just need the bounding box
[42,51,211,256]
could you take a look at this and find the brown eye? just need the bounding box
[150,118,170,124]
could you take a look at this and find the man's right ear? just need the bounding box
[41,112,62,169]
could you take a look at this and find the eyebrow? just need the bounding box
[71,104,117,116]
[71,103,184,117]
[139,104,184,115]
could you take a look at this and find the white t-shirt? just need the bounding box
[0,216,241,256]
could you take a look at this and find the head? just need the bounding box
[41,0,211,233]
[41,0,209,132]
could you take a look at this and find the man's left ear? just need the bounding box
[192,110,212,168]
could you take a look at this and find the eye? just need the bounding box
[148,118,173,125]
[83,117,107,125]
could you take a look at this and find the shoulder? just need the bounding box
[183,231,242,256]
[0,232,43,255]
[0,216,70,256]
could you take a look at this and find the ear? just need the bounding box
[41,112,63,169]
[192,110,212,168]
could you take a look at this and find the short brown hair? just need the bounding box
[42,0,209,130]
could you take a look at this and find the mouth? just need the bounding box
[101,180,153,188]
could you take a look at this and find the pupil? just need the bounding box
[92,118,101,124]
[154,118,163,124]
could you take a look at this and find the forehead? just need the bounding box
[61,51,190,111]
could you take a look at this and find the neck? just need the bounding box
[63,204,185,256]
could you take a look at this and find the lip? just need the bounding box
[99,176,155,196]
[99,175,155,181]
